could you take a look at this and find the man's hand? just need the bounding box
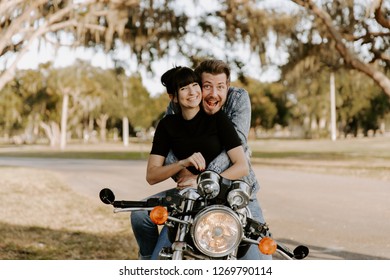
[176,167,193,179]
[177,174,198,189]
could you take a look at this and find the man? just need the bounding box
[131,60,271,260]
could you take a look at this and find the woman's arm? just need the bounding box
[146,153,206,185]
[220,146,249,180]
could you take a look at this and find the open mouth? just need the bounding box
[204,99,219,109]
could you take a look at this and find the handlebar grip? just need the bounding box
[113,200,149,208]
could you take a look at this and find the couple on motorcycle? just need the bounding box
[131,59,271,260]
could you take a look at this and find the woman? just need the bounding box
[131,66,249,260]
[146,66,249,185]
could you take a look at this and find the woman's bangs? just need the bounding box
[176,69,200,89]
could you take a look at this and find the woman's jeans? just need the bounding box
[130,185,272,260]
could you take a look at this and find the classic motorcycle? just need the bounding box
[99,170,309,260]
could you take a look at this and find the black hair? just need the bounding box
[161,66,182,94]
[172,67,201,95]
[161,66,201,97]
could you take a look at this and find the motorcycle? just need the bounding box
[99,170,309,260]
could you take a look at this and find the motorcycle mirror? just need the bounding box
[99,188,115,205]
[293,245,309,259]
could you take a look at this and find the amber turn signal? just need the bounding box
[258,236,277,255]
[150,206,168,225]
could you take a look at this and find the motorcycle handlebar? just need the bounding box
[112,197,165,208]
[99,188,183,209]
[277,243,309,260]
[113,200,150,208]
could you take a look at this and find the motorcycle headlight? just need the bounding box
[191,206,243,257]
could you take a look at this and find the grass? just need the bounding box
[0,167,138,260]
[0,223,134,260]
[248,137,390,181]
[1,137,389,160]
[0,151,147,160]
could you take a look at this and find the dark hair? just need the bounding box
[194,59,231,82]
[161,66,201,97]
[161,66,182,94]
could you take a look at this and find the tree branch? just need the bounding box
[0,0,105,92]
[374,0,390,29]
[290,0,390,98]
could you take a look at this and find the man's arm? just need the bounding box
[223,87,251,147]
[208,87,253,179]
[164,100,178,117]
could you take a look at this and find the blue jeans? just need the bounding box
[130,184,272,260]
[130,188,178,260]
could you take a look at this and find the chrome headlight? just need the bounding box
[191,205,243,257]
[227,180,252,209]
[197,170,220,199]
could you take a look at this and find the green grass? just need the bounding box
[0,151,148,160]
[1,137,389,160]
[247,137,390,181]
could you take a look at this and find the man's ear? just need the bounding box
[168,94,174,101]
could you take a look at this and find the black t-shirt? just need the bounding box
[150,109,242,175]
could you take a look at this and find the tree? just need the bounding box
[0,0,189,92]
[1,0,95,91]
[0,82,23,141]
[289,0,390,98]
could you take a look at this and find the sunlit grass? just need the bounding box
[0,167,138,260]
[0,223,134,260]
[0,151,148,160]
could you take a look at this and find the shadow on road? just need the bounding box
[273,238,388,260]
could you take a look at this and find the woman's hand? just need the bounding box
[180,152,206,171]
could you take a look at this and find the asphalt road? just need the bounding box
[1,157,389,260]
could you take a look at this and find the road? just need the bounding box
[1,157,389,260]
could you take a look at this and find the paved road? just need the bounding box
[1,157,389,260]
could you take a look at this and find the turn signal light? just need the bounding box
[258,237,277,255]
[150,206,168,225]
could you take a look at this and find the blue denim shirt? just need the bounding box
[164,86,258,193]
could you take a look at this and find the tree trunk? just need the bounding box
[122,116,129,147]
[96,114,109,142]
[40,121,60,147]
[60,93,69,150]
[330,72,337,141]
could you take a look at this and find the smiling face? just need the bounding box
[175,82,202,110]
[201,72,230,115]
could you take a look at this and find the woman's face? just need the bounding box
[175,82,202,109]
